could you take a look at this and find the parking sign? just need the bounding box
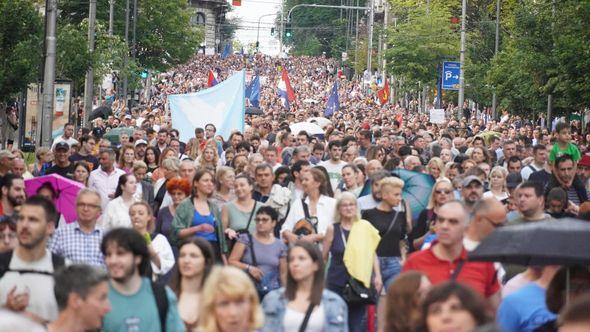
[442,61,460,90]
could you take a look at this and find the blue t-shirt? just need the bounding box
[191,209,217,242]
[103,277,185,332]
[497,283,557,332]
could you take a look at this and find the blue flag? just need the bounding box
[246,76,260,107]
[169,70,245,142]
[324,81,339,116]
[221,43,232,59]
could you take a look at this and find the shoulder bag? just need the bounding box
[340,224,379,305]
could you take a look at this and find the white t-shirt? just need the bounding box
[318,160,347,191]
[283,304,325,332]
[51,136,79,150]
[0,250,60,321]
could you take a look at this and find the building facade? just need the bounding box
[188,0,230,52]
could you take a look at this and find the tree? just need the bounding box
[0,0,43,102]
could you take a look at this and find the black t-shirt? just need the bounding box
[69,153,99,170]
[361,207,405,257]
[45,163,76,179]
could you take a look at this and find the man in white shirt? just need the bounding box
[319,140,347,192]
[51,123,78,150]
[88,149,125,210]
[521,144,548,181]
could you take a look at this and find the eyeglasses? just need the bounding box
[482,216,505,229]
[255,217,273,223]
[77,203,101,210]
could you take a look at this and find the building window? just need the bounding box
[191,12,206,25]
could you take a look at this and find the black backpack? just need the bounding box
[0,250,65,278]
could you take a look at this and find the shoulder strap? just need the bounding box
[384,209,400,236]
[243,202,257,233]
[247,232,258,266]
[0,251,13,278]
[301,198,311,219]
[298,302,315,332]
[450,260,465,281]
[51,253,65,270]
[150,281,169,332]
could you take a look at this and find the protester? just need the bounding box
[324,192,381,332]
[261,241,348,331]
[383,271,431,332]
[0,196,62,324]
[133,161,155,206]
[50,189,104,267]
[45,142,76,179]
[88,148,126,210]
[73,161,91,186]
[0,174,25,217]
[212,166,236,206]
[228,206,287,299]
[464,197,507,250]
[101,228,185,331]
[69,135,99,170]
[0,215,17,253]
[101,174,139,230]
[412,178,454,249]
[46,265,111,332]
[509,181,552,225]
[558,292,590,332]
[198,266,264,332]
[156,177,191,241]
[169,238,215,329]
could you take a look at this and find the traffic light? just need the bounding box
[271,27,275,36]
[285,23,292,39]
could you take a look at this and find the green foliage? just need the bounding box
[385,2,459,85]
[55,22,90,91]
[0,0,43,102]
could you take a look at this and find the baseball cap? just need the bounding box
[579,155,590,167]
[506,172,523,190]
[124,114,132,120]
[0,150,15,159]
[462,175,483,187]
[134,139,148,147]
[54,142,70,151]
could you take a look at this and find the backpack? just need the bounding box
[150,281,169,332]
[0,250,65,278]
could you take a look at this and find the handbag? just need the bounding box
[227,202,257,251]
[293,198,318,236]
[245,231,279,299]
[339,224,379,305]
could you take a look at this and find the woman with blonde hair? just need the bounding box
[323,192,382,332]
[196,142,220,173]
[211,166,236,207]
[412,178,454,250]
[197,266,264,332]
[426,157,446,180]
[483,166,509,202]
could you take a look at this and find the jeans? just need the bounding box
[378,256,402,291]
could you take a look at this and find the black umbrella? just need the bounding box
[468,218,590,266]
[88,106,112,121]
[245,106,263,115]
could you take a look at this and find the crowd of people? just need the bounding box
[1,52,590,332]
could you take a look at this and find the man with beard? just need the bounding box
[357,170,391,211]
[0,196,64,324]
[547,154,588,207]
[47,265,111,332]
[319,140,347,191]
[101,228,184,332]
[0,174,25,217]
[461,175,484,214]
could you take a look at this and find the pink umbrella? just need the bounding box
[24,174,85,224]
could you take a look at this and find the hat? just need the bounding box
[579,155,590,167]
[462,175,483,187]
[361,122,370,130]
[506,172,523,190]
[134,139,148,147]
[54,142,70,151]
[0,150,15,159]
[124,114,132,120]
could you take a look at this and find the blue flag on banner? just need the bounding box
[169,70,245,142]
[245,76,260,107]
[221,43,232,59]
[324,81,339,116]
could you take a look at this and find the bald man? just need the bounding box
[464,197,507,251]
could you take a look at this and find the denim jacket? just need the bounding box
[261,288,349,332]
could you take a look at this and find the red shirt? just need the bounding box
[403,242,500,298]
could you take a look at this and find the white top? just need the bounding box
[88,167,126,210]
[357,194,379,211]
[281,195,336,237]
[521,163,543,181]
[51,136,79,150]
[0,250,60,322]
[151,234,175,277]
[283,304,325,332]
[100,196,139,231]
[154,178,172,209]
[318,159,347,191]
[482,190,509,202]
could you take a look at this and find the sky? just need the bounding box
[227,0,283,55]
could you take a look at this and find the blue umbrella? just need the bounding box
[391,168,435,220]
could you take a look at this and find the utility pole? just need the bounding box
[457,0,467,119]
[109,0,115,36]
[83,0,97,128]
[367,0,374,74]
[279,8,284,55]
[491,0,500,119]
[122,0,130,109]
[547,0,556,125]
[354,0,359,76]
[40,0,57,147]
[132,0,138,58]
